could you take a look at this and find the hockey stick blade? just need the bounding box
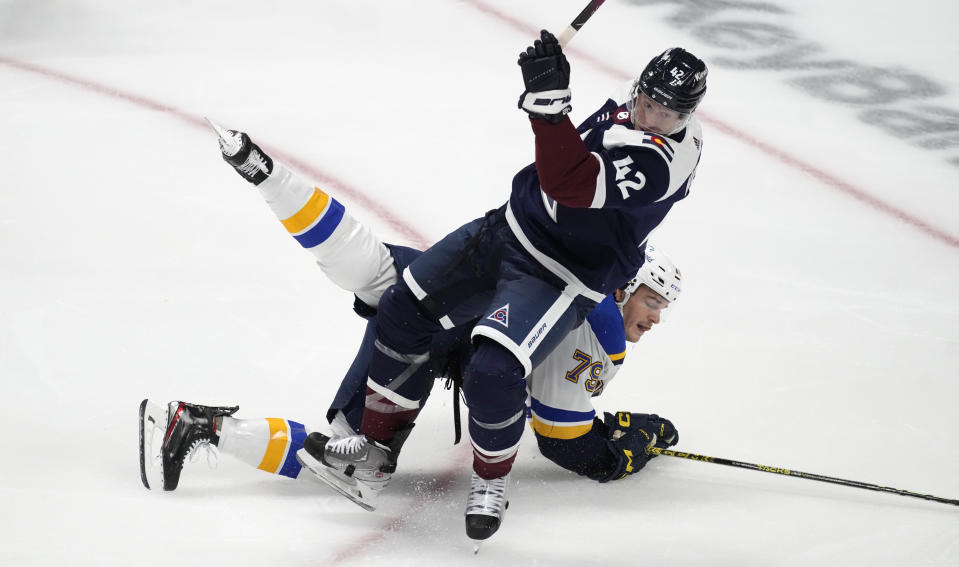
[295,447,378,512]
[138,399,168,490]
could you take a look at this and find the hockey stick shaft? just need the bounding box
[556,0,607,47]
[648,447,959,507]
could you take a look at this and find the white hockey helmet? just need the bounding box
[622,244,682,302]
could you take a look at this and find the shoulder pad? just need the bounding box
[586,296,626,365]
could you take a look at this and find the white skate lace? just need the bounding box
[465,473,509,518]
[187,439,219,469]
[326,434,367,455]
[237,148,269,177]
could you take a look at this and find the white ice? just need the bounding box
[2,1,958,565]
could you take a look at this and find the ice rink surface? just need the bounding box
[2,1,958,565]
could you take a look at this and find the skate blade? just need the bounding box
[203,116,229,139]
[138,399,168,490]
[295,448,378,512]
[203,117,243,156]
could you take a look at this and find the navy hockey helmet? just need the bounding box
[636,48,708,115]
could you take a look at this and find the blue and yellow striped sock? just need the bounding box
[257,162,345,249]
[218,417,310,479]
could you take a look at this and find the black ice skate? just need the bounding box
[206,118,273,185]
[138,399,238,491]
[465,472,510,547]
[296,426,413,511]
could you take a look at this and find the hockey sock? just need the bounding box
[472,445,519,480]
[255,162,395,306]
[217,417,310,479]
[359,386,420,444]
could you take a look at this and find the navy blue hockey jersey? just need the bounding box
[507,83,703,298]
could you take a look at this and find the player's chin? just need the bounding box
[627,326,647,342]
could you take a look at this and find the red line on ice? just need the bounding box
[0,55,432,251]
[318,449,470,566]
[0,53,460,562]
[1,3,955,552]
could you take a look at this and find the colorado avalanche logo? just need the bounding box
[614,109,631,124]
[487,304,510,328]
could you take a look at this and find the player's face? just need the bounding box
[621,285,669,343]
[631,92,689,135]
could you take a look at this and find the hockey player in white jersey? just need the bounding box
[140,128,682,536]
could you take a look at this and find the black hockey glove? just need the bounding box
[216,128,273,186]
[517,29,572,124]
[602,411,679,481]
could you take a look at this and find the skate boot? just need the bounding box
[296,425,413,511]
[138,399,239,491]
[465,472,510,545]
[205,118,273,185]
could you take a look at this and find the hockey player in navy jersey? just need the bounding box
[140,131,682,532]
[292,30,708,542]
[141,30,705,544]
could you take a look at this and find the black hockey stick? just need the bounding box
[557,0,608,47]
[648,447,959,507]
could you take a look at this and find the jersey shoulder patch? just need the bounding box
[586,296,626,366]
[602,125,675,161]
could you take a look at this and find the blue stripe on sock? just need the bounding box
[293,198,345,248]
[278,420,307,478]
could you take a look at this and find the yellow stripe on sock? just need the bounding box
[257,418,289,474]
[281,188,330,234]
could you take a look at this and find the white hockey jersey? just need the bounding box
[527,295,626,440]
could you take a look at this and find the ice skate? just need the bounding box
[296,425,413,511]
[465,472,510,545]
[295,432,393,511]
[138,399,238,491]
[205,117,273,185]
